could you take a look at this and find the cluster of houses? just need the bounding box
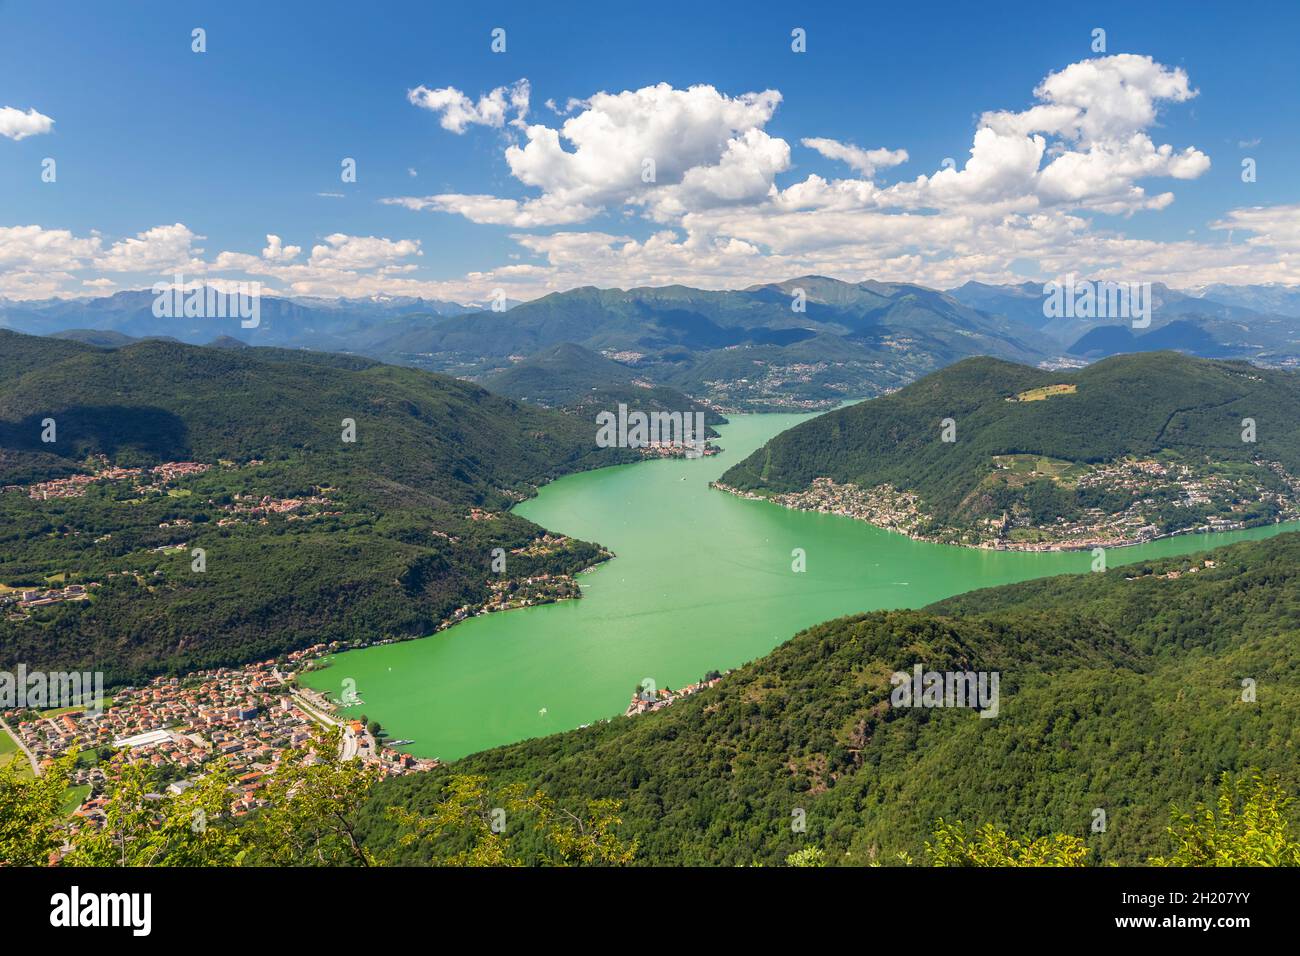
[509,533,569,558]
[721,455,1299,553]
[215,492,340,527]
[625,674,725,717]
[4,644,437,828]
[717,477,928,537]
[150,461,210,481]
[711,357,862,411]
[9,473,99,500]
[484,574,580,612]
[1,582,98,620]
[228,492,330,515]
[1022,458,1290,549]
[2,460,213,501]
[1125,557,1219,582]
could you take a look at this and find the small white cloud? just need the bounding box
[382,193,596,227]
[801,137,908,177]
[262,234,301,262]
[0,106,54,140]
[308,233,422,269]
[96,223,202,273]
[408,79,530,133]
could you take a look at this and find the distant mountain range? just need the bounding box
[0,289,516,355]
[948,280,1300,363]
[7,278,1299,412]
[385,277,1053,409]
[4,277,1055,410]
[1192,283,1300,318]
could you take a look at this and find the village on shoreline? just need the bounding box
[0,643,444,831]
[712,454,1300,552]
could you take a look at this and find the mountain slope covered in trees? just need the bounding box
[0,330,634,682]
[361,531,1300,866]
[481,342,724,431]
[717,352,1300,547]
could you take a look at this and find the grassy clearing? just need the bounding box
[62,784,91,815]
[39,697,113,719]
[1012,383,1078,402]
[0,724,34,779]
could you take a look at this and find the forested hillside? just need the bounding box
[718,352,1300,546]
[0,330,634,682]
[481,342,724,432]
[361,531,1300,866]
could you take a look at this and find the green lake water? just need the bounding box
[300,411,1299,761]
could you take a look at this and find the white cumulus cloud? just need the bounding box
[0,106,54,140]
[801,137,908,177]
[408,80,530,133]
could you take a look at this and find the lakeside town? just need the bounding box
[1,643,443,832]
[2,640,736,833]
[714,454,1300,551]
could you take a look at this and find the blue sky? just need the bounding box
[2,0,1298,301]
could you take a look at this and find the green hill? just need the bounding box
[0,330,635,682]
[481,342,724,432]
[717,352,1300,547]
[360,531,1300,866]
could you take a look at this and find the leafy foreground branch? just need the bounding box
[4,744,1296,867]
[1,729,635,867]
[784,772,1300,868]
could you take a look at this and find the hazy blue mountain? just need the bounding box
[1193,283,1300,318]
[947,280,1053,329]
[1067,319,1246,359]
[948,280,1300,360]
[0,289,482,352]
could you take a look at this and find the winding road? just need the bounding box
[0,715,40,777]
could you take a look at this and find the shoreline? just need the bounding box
[710,480,1291,554]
